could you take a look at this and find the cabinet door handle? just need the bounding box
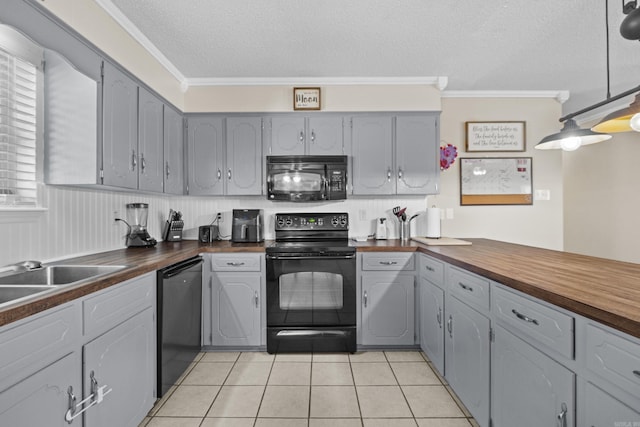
[254,291,259,308]
[379,261,398,265]
[556,402,568,427]
[226,262,245,267]
[228,169,232,180]
[131,149,137,170]
[511,309,540,325]
[458,282,473,292]
[363,291,368,307]
[436,307,442,328]
[299,130,305,143]
[398,167,403,180]
[217,169,222,180]
[387,168,392,182]
[310,130,316,142]
[447,315,453,338]
[165,161,171,179]
[140,153,146,172]
[633,370,640,379]
[425,265,435,272]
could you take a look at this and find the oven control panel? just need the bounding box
[275,212,349,230]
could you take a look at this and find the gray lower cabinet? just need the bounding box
[203,254,263,347]
[83,308,155,427]
[582,382,640,427]
[361,272,415,346]
[419,276,445,373]
[445,295,490,427]
[0,272,155,427]
[350,114,439,195]
[268,115,344,155]
[491,325,575,427]
[0,351,81,427]
[187,115,262,196]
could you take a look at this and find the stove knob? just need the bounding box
[331,217,339,227]
[340,216,348,227]
[277,218,285,227]
[285,217,293,227]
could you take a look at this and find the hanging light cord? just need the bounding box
[558,1,640,123]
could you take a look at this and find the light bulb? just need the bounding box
[630,113,640,132]
[560,136,582,151]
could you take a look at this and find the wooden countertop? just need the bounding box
[1,238,639,340]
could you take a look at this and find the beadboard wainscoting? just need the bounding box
[0,184,431,265]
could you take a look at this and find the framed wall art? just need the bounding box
[293,87,321,110]
[460,157,533,205]
[465,121,526,152]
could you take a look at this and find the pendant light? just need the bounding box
[592,91,640,132]
[536,119,611,151]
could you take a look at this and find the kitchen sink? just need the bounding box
[0,285,55,305]
[0,265,128,286]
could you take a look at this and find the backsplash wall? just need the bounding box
[0,184,431,266]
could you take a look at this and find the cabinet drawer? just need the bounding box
[0,302,80,391]
[493,285,574,359]
[585,323,640,400]
[448,266,490,311]
[83,272,155,340]
[210,254,262,272]
[361,253,414,271]
[419,254,444,286]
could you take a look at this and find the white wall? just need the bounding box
[563,129,640,263]
[435,97,564,250]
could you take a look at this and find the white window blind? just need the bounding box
[0,46,37,206]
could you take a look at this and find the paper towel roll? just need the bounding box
[426,208,441,238]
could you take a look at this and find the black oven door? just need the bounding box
[265,251,356,352]
[266,252,356,326]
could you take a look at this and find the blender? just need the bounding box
[116,203,157,247]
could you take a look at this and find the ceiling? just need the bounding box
[99,0,640,118]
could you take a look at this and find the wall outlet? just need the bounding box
[359,209,366,221]
[534,189,551,201]
[446,208,454,220]
[113,210,120,225]
[216,212,223,223]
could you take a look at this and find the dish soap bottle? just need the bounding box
[375,218,387,240]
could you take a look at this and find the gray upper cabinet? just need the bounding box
[396,115,439,194]
[226,117,263,195]
[268,115,344,155]
[350,114,439,195]
[163,105,185,195]
[102,62,139,189]
[138,87,164,193]
[187,116,225,195]
[351,116,394,194]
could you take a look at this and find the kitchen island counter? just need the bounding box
[1,238,639,340]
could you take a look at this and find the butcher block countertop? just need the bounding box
[1,238,639,340]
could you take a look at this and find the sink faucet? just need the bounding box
[0,260,42,274]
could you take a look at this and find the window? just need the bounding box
[0,27,41,207]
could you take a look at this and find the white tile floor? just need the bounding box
[139,351,479,427]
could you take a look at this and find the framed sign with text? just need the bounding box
[293,87,321,110]
[465,121,526,152]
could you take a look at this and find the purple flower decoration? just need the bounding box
[440,144,458,170]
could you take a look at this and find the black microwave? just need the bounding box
[266,155,348,202]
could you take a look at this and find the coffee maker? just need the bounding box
[231,209,264,243]
[116,203,157,247]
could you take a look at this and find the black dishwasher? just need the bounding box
[157,256,203,397]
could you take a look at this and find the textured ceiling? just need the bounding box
[103,0,640,116]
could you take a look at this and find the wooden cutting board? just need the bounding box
[411,236,472,246]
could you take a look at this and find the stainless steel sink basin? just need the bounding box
[0,285,53,305]
[0,265,127,286]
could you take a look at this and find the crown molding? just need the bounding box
[442,90,570,104]
[185,76,449,89]
[94,0,187,85]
